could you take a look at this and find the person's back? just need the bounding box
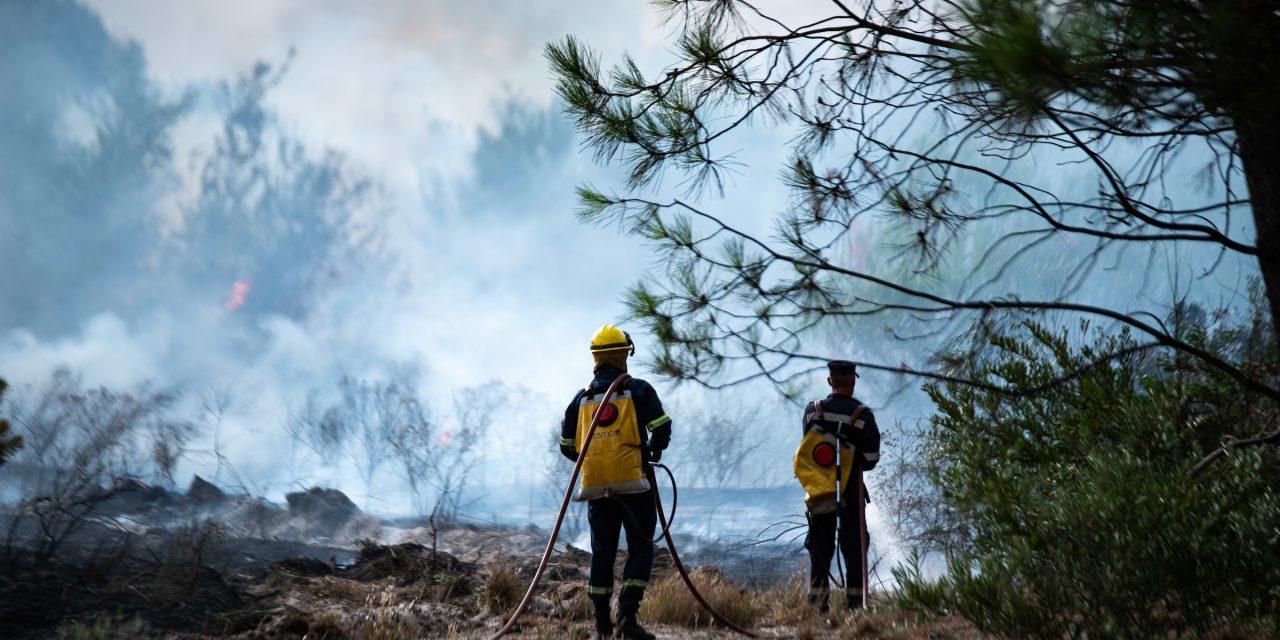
[559,325,670,640]
[797,359,881,612]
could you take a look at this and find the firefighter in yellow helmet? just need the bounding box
[560,324,671,640]
[796,359,881,613]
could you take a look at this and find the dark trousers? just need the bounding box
[587,490,656,612]
[804,488,867,599]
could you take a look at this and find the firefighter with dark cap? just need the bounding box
[793,359,881,612]
[560,324,671,640]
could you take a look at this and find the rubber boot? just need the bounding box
[614,607,655,640]
[806,593,829,614]
[845,589,864,611]
[594,603,613,639]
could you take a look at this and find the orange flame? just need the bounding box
[225,280,251,310]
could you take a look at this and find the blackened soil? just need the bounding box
[0,557,251,639]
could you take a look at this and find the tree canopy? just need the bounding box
[547,0,1280,412]
[0,379,24,467]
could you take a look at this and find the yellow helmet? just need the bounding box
[590,324,635,355]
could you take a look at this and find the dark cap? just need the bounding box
[827,360,859,378]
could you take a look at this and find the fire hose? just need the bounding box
[489,373,758,639]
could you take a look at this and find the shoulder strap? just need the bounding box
[849,403,867,426]
[810,399,866,428]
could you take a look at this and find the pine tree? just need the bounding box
[0,379,24,466]
[547,0,1280,404]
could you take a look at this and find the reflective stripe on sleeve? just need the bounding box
[560,437,575,446]
[646,414,670,432]
[862,452,879,461]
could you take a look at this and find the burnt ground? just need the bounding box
[0,484,982,639]
[2,555,247,638]
[0,512,647,639]
[1,518,490,639]
[0,529,981,639]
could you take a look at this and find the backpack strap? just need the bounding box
[811,401,867,442]
[805,399,825,431]
[847,404,867,431]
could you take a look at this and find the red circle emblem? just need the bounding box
[597,402,619,426]
[812,442,836,467]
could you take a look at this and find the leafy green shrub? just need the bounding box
[890,549,955,617]
[901,317,1280,638]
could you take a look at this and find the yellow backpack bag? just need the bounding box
[793,401,866,514]
[574,386,651,501]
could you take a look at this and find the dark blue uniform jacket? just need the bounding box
[801,393,880,472]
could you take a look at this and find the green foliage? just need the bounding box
[0,379,24,466]
[59,613,148,640]
[953,0,1279,124]
[544,0,1279,400]
[573,186,618,222]
[890,549,956,616]
[901,319,1280,638]
[953,0,1108,118]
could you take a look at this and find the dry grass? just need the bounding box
[552,584,594,621]
[758,570,818,626]
[792,625,821,640]
[740,569,990,640]
[356,587,422,640]
[824,595,988,640]
[310,576,380,604]
[479,563,522,615]
[640,566,763,629]
[306,612,349,639]
[843,590,995,640]
[522,625,593,640]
